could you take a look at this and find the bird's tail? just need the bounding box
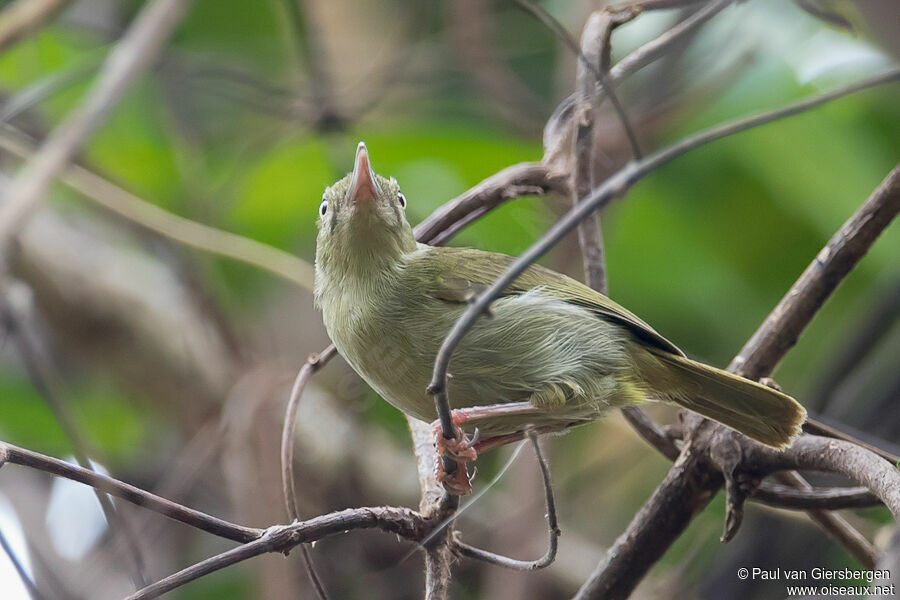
[633,348,807,449]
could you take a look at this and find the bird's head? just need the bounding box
[315,142,416,278]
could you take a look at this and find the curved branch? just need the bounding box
[751,436,900,517]
[281,346,338,521]
[413,162,566,245]
[453,433,560,570]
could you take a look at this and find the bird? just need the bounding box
[314,142,806,494]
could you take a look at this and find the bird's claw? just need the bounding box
[433,421,478,495]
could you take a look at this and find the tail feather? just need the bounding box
[636,350,807,449]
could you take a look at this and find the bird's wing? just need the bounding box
[416,245,685,357]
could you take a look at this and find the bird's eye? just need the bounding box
[319,199,328,216]
[397,192,407,210]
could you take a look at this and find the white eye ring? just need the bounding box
[398,192,407,209]
[319,199,328,216]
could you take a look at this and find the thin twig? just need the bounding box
[453,432,560,570]
[572,11,619,294]
[0,0,193,251]
[0,527,45,600]
[803,416,900,464]
[428,69,900,475]
[610,0,733,85]
[772,470,878,566]
[0,126,316,291]
[516,0,643,159]
[281,347,338,521]
[280,347,337,599]
[544,0,732,158]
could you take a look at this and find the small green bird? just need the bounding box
[315,142,806,494]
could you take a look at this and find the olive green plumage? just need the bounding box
[314,143,806,449]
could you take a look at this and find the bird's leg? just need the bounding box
[433,402,539,495]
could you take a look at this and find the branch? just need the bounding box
[280,347,336,599]
[281,346,338,522]
[413,162,566,245]
[0,439,436,599]
[517,0,643,159]
[0,0,193,251]
[429,70,900,474]
[750,435,900,517]
[623,406,882,511]
[609,0,732,87]
[543,0,733,171]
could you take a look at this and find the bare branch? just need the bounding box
[423,533,454,600]
[280,347,337,600]
[803,417,900,464]
[771,470,878,566]
[281,347,338,521]
[751,435,900,517]
[621,407,680,461]
[413,162,566,245]
[610,0,733,85]
[517,0,643,159]
[0,0,193,251]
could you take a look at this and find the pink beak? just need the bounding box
[347,141,381,206]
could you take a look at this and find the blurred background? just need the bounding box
[0,0,897,598]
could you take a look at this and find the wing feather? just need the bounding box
[413,245,685,357]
